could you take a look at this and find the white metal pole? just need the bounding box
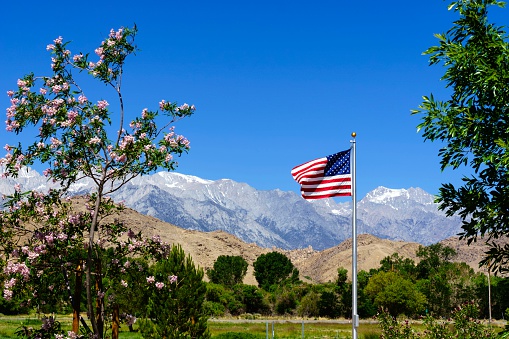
[351,132,358,339]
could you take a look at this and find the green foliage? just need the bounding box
[412,0,509,273]
[365,271,426,317]
[416,243,457,279]
[376,309,417,339]
[232,284,268,315]
[253,252,299,290]
[14,316,66,339]
[274,288,298,315]
[377,301,495,338]
[296,290,320,317]
[318,290,342,318]
[207,255,248,287]
[379,253,417,279]
[140,245,210,339]
[336,268,348,287]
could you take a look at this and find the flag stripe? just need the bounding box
[291,150,352,200]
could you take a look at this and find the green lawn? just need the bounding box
[0,315,503,338]
[0,315,382,338]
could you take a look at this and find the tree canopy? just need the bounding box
[253,251,299,290]
[412,0,509,273]
[207,255,248,287]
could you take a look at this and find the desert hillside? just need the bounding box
[115,205,494,285]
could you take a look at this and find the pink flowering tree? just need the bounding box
[1,26,195,338]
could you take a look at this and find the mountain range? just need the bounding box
[0,167,463,250]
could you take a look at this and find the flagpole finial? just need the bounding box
[351,132,356,138]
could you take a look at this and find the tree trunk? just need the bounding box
[72,261,83,334]
[95,260,104,338]
[112,304,119,339]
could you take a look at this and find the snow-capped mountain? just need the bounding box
[0,168,463,250]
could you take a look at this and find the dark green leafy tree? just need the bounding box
[379,253,417,279]
[412,0,509,273]
[413,244,456,316]
[336,268,348,287]
[232,284,268,314]
[318,290,342,318]
[365,271,427,317]
[253,251,299,290]
[207,255,248,287]
[140,245,210,339]
[416,243,457,279]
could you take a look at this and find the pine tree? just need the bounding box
[140,245,210,339]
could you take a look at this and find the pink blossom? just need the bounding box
[73,54,83,62]
[14,184,21,192]
[45,234,54,244]
[46,44,55,51]
[17,79,26,87]
[125,314,136,326]
[6,90,14,97]
[121,280,128,288]
[168,275,178,284]
[146,276,155,284]
[177,103,189,111]
[89,137,101,145]
[155,282,165,289]
[78,95,88,104]
[115,28,123,40]
[52,85,62,93]
[40,88,47,95]
[56,233,68,241]
[67,110,78,120]
[54,36,63,44]
[3,289,13,301]
[97,100,109,110]
[4,278,16,289]
[50,137,62,148]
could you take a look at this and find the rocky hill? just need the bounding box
[114,204,493,285]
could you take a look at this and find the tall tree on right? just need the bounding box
[412,0,509,273]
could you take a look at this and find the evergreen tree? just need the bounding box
[140,245,210,339]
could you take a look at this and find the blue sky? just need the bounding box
[1,1,506,199]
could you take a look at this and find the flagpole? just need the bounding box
[351,132,358,339]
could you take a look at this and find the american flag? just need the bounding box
[291,149,352,199]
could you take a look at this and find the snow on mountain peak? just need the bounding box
[155,171,213,186]
[365,186,408,203]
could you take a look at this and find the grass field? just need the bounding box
[0,315,503,338]
[0,315,381,338]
